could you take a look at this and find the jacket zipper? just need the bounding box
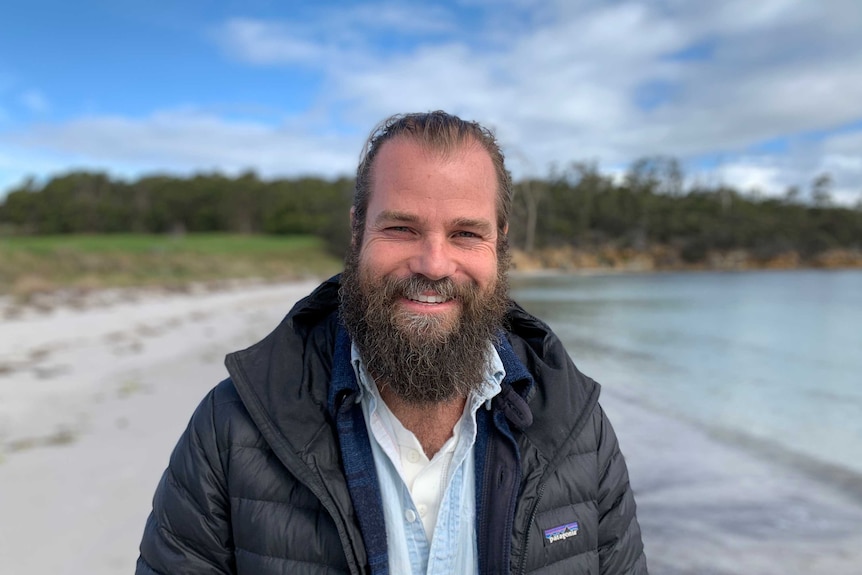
[500,414,520,575]
[477,421,494,574]
[517,480,546,575]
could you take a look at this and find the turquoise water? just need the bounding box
[510,269,862,476]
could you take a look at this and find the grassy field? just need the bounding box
[0,234,343,299]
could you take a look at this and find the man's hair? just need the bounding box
[352,111,512,244]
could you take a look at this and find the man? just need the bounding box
[137,111,647,574]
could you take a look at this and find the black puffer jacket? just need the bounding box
[137,277,647,574]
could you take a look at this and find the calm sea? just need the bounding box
[510,269,862,477]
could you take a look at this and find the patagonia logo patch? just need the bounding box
[543,521,579,543]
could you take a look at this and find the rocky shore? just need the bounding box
[510,245,862,273]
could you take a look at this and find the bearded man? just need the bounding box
[137,111,647,575]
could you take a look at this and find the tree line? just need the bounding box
[509,158,861,262]
[0,171,354,255]
[1,160,860,262]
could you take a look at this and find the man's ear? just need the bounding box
[502,222,509,236]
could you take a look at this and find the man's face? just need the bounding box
[356,137,502,338]
[340,136,509,404]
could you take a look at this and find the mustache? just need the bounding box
[382,275,476,301]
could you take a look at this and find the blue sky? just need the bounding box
[1,0,861,204]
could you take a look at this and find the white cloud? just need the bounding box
[216,19,327,65]
[710,129,862,206]
[2,110,360,185]
[334,2,455,34]
[214,3,456,67]
[715,160,784,195]
[19,90,49,114]
[300,0,862,173]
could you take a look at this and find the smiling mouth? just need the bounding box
[407,294,451,304]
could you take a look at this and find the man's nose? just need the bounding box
[409,235,456,281]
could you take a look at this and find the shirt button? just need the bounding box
[405,509,417,523]
[417,504,427,517]
[407,449,420,463]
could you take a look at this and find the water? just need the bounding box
[510,269,862,477]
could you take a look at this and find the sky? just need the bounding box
[1,0,861,204]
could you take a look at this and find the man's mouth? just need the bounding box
[406,293,451,304]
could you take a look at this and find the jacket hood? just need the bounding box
[225,276,341,458]
[503,300,602,461]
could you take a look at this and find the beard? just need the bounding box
[339,243,511,405]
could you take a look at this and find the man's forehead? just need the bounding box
[368,138,496,195]
[375,135,490,168]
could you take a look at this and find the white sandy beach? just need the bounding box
[1,280,861,574]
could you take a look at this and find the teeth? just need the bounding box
[410,294,447,303]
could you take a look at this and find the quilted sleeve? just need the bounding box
[136,387,234,574]
[595,405,648,575]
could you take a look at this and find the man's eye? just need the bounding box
[454,231,479,238]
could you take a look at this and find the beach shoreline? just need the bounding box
[1,278,860,574]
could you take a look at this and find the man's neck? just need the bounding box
[378,386,467,458]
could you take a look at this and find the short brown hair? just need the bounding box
[352,111,512,244]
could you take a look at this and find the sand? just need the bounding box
[1,280,860,574]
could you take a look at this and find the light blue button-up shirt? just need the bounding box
[351,344,505,575]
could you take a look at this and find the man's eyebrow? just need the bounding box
[374,210,421,225]
[452,217,493,232]
[373,212,494,232]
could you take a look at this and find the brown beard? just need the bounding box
[339,245,510,405]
